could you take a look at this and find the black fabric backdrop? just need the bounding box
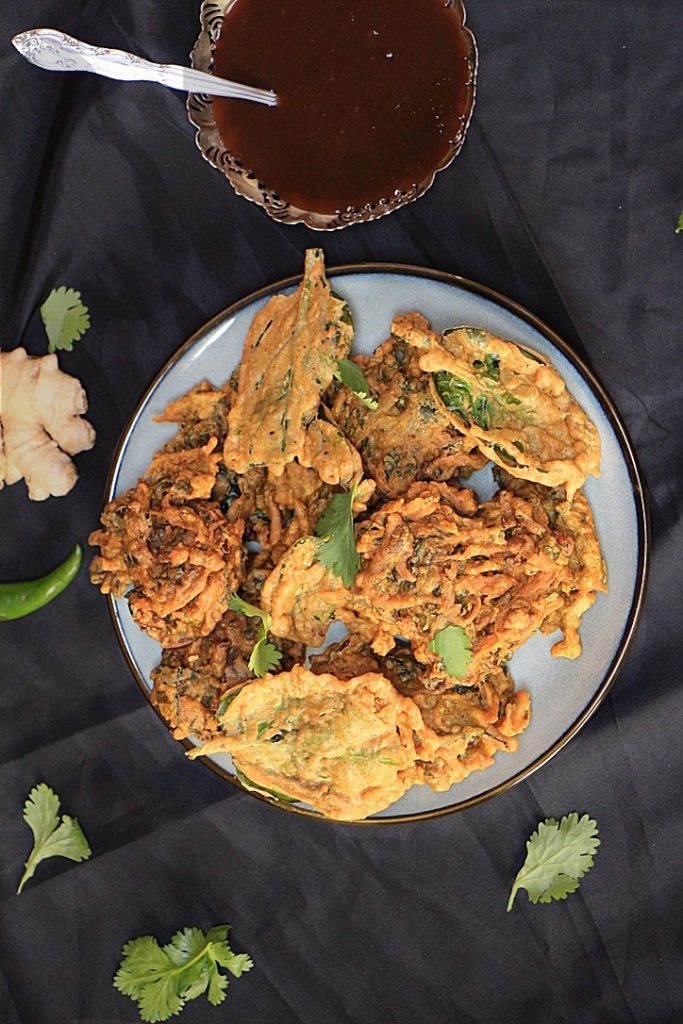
[1,2,682,1022]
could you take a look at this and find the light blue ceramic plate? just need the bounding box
[106,265,649,823]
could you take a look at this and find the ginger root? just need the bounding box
[0,348,95,500]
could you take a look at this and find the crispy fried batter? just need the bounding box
[261,474,592,677]
[145,438,221,503]
[260,536,352,646]
[309,635,530,793]
[224,462,334,567]
[301,416,362,486]
[224,249,355,482]
[354,479,595,678]
[150,608,305,741]
[392,313,600,498]
[259,476,381,648]
[155,379,233,453]
[188,665,436,820]
[395,664,530,790]
[89,484,245,646]
[309,633,385,681]
[354,481,505,670]
[493,470,607,658]
[328,328,485,496]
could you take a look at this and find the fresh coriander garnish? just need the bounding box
[40,286,90,353]
[428,625,473,679]
[228,595,282,677]
[16,783,92,894]
[113,925,253,1022]
[676,211,683,233]
[315,475,361,586]
[507,813,600,911]
[333,357,378,410]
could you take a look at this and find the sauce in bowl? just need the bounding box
[211,0,475,216]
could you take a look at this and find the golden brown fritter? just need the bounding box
[353,479,596,680]
[224,248,356,483]
[155,379,234,453]
[260,537,352,647]
[257,477,378,645]
[393,663,530,790]
[328,326,485,496]
[150,608,305,741]
[89,485,245,646]
[354,481,509,671]
[309,633,386,681]
[310,635,530,793]
[145,438,222,504]
[300,416,362,487]
[188,665,437,821]
[492,470,607,658]
[392,313,601,498]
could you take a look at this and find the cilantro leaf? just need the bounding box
[249,638,282,677]
[40,286,90,353]
[228,594,282,678]
[333,357,378,410]
[507,813,600,911]
[315,476,361,587]
[228,594,267,623]
[17,783,92,894]
[114,925,253,1022]
[428,625,472,679]
[676,210,683,234]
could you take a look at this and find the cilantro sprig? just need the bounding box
[228,594,282,677]
[114,925,253,1022]
[17,783,92,894]
[429,625,472,679]
[40,286,90,353]
[676,211,683,234]
[333,358,378,410]
[315,476,361,587]
[507,813,600,911]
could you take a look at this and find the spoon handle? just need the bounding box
[12,28,277,106]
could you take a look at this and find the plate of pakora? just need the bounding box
[90,250,648,822]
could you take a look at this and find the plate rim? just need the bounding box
[102,262,650,825]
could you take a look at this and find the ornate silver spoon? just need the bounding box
[12,28,277,107]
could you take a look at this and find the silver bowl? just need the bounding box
[187,0,477,230]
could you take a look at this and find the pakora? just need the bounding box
[90,485,245,646]
[188,665,438,821]
[223,462,335,568]
[309,637,531,791]
[328,325,486,496]
[155,379,233,453]
[150,607,305,741]
[392,313,601,497]
[224,248,356,484]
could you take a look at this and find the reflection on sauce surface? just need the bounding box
[212,0,474,215]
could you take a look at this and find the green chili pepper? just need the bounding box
[0,544,82,621]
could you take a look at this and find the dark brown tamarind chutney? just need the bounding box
[212,0,473,215]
